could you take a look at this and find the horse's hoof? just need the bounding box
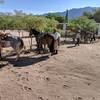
[55,50,58,54]
[51,53,54,56]
[51,53,55,56]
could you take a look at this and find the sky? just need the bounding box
[0,0,100,14]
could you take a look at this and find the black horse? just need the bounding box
[29,28,40,48]
[29,28,58,55]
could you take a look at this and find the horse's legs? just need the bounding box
[72,38,75,43]
[51,40,58,55]
[55,50,58,54]
[43,44,46,54]
[93,35,96,41]
[58,38,60,46]
[90,37,93,43]
[36,38,40,49]
[16,51,20,61]
[15,48,21,61]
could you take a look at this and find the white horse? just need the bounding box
[0,33,24,61]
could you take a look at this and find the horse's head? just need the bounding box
[0,32,7,40]
[29,28,40,37]
[0,33,12,41]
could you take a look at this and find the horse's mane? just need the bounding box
[30,28,55,41]
[30,28,41,37]
[0,32,8,40]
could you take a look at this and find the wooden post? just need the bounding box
[22,31,24,37]
[18,30,20,37]
[98,23,100,36]
[63,23,67,41]
[30,36,33,50]
[64,9,68,41]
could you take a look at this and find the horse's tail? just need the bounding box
[49,36,55,53]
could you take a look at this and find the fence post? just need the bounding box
[18,30,20,37]
[22,31,23,37]
[30,36,33,50]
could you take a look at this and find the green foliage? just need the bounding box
[69,16,97,32]
[94,9,100,23]
[45,18,58,32]
[57,29,65,37]
[46,13,65,23]
[83,12,93,19]
[0,12,58,32]
[0,11,97,38]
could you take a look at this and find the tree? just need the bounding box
[83,12,93,19]
[14,10,26,16]
[93,9,100,22]
[69,16,97,33]
[46,13,65,23]
[0,12,58,32]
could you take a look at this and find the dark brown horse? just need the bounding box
[29,28,58,55]
[70,29,96,44]
[29,28,40,48]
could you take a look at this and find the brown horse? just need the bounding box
[29,28,58,55]
[39,33,58,54]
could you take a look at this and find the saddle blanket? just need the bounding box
[51,32,61,40]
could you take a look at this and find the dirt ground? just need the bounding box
[1,31,100,100]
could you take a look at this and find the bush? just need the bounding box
[0,13,58,32]
[68,16,97,32]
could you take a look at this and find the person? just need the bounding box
[53,28,61,46]
[91,32,96,42]
[75,30,81,46]
[49,28,61,55]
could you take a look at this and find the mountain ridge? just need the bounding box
[43,7,99,19]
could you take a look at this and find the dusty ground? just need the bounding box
[1,31,100,100]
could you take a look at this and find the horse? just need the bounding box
[29,28,40,49]
[0,33,24,61]
[80,30,96,43]
[71,29,96,44]
[29,28,59,55]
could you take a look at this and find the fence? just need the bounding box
[1,30,36,50]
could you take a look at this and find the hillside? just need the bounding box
[44,7,97,19]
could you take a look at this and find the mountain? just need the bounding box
[44,7,97,19]
[61,7,96,19]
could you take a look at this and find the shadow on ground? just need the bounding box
[60,38,99,46]
[5,55,49,67]
[0,63,8,69]
[60,40,74,45]
[67,45,76,48]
